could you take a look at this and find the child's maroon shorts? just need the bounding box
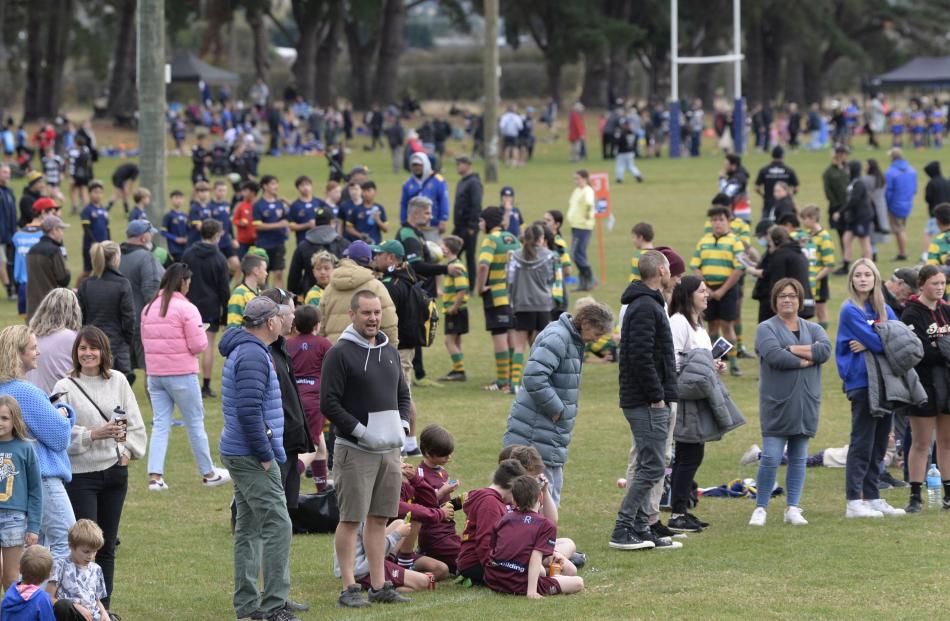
[357,560,406,590]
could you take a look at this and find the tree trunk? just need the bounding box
[106,0,138,120]
[743,5,764,106]
[291,0,321,103]
[23,1,45,121]
[580,50,608,108]
[373,0,406,106]
[40,0,74,118]
[343,18,376,110]
[246,5,270,83]
[784,46,805,105]
[607,43,630,103]
[545,56,562,108]
[314,6,342,106]
[137,0,167,224]
[198,0,233,64]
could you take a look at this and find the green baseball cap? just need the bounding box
[371,239,405,259]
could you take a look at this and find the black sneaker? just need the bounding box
[201,385,217,399]
[638,528,682,550]
[906,496,923,513]
[266,609,301,621]
[686,512,710,528]
[368,581,410,604]
[650,521,683,539]
[832,266,850,276]
[737,347,754,360]
[439,371,467,382]
[729,365,742,377]
[569,552,587,568]
[944,496,950,511]
[284,600,309,613]
[880,471,909,488]
[668,514,704,533]
[608,526,655,550]
[338,585,370,608]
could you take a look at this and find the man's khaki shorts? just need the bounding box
[888,213,906,233]
[398,348,414,396]
[333,443,402,522]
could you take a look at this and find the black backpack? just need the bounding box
[402,278,439,348]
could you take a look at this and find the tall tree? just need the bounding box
[373,0,407,105]
[245,0,271,82]
[105,0,138,121]
[23,0,75,121]
[138,0,166,224]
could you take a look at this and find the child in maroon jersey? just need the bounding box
[456,459,526,585]
[413,425,463,573]
[483,476,584,598]
[286,305,332,490]
[396,460,451,581]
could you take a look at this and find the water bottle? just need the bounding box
[926,463,941,507]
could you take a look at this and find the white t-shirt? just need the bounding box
[499,112,524,138]
[669,313,712,371]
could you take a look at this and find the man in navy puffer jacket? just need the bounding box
[218,296,300,621]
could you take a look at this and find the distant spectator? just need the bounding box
[884,147,917,261]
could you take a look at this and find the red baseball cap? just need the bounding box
[32,198,59,214]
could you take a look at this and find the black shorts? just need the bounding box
[262,245,286,271]
[204,319,220,333]
[73,176,90,188]
[514,311,551,333]
[444,309,469,335]
[704,284,740,322]
[112,172,137,188]
[483,297,513,335]
[848,218,872,237]
[910,374,950,417]
[503,135,518,149]
[815,276,830,304]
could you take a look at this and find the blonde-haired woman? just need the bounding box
[835,258,905,519]
[0,325,76,560]
[27,288,83,393]
[77,241,135,382]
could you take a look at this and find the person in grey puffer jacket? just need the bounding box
[502,303,614,506]
[507,223,558,391]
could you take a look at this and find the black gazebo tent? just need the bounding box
[872,56,950,88]
[169,51,240,84]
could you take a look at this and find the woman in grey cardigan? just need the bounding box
[751,278,832,526]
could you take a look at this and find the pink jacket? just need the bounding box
[140,291,208,376]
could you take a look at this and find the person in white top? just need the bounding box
[499,105,525,166]
[666,276,726,534]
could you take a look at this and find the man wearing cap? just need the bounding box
[11,199,55,315]
[18,170,44,228]
[400,152,449,241]
[25,215,71,320]
[318,240,398,344]
[453,155,481,287]
[287,205,349,300]
[754,146,799,224]
[0,164,15,298]
[322,290,412,608]
[119,219,165,371]
[884,267,918,316]
[218,295,300,621]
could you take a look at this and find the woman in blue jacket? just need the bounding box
[835,258,905,519]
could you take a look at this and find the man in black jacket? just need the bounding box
[321,290,412,608]
[453,156,481,287]
[287,206,349,299]
[182,219,231,398]
[260,289,314,520]
[611,250,679,552]
[25,215,70,320]
[924,161,950,250]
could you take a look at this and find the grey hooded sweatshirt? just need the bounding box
[507,246,557,313]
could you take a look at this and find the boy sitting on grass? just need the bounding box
[46,520,110,621]
[396,460,452,581]
[484,476,584,599]
[412,425,462,574]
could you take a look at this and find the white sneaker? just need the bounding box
[202,467,232,488]
[749,506,767,526]
[846,499,884,518]
[740,444,761,466]
[784,506,808,525]
[869,498,906,517]
[148,478,169,492]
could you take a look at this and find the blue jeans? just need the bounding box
[614,152,641,181]
[755,435,809,508]
[39,477,75,559]
[147,374,215,476]
[615,405,670,532]
[570,228,593,278]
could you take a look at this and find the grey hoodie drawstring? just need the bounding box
[361,344,383,372]
[363,347,371,372]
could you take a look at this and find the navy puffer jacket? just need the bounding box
[503,313,585,467]
[218,327,286,463]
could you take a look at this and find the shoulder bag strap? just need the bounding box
[67,377,112,424]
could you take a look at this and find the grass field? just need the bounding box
[5,129,950,620]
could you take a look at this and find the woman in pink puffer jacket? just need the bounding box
[140,263,230,492]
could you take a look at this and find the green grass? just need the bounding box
[5,133,950,619]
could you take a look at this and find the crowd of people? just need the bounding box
[2,93,950,618]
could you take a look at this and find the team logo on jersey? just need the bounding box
[0,454,19,502]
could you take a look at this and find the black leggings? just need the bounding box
[458,563,485,585]
[66,463,128,610]
[670,442,705,514]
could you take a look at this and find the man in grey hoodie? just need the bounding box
[118,219,164,371]
[321,290,412,608]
